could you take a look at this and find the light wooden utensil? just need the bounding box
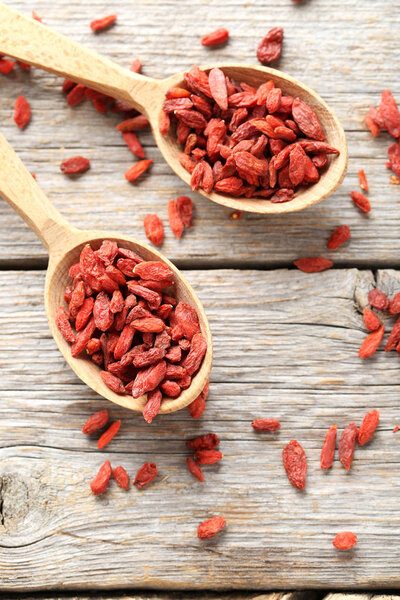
[0,133,212,413]
[0,3,347,215]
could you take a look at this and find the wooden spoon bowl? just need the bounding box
[0,5,348,214]
[0,134,212,414]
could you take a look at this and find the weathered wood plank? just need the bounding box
[0,0,399,267]
[2,268,400,590]
[3,594,317,600]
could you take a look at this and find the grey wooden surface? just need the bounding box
[1,0,400,593]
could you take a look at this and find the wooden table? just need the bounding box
[1,0,400,594]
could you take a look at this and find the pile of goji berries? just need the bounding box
[56,240,208,422]
[357,287,400,359]
[364,90,400,180]
[159,65,340,202]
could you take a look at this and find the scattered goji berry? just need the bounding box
[82,409,109,434]
[358,169,369,191]
[197,516,226,539]
[130,58,142,73]
[257,27,284,64]
[201,28,229,47]
[122,132,145,159]
[387,143,400,177]
[194,449,223,465]
[90,14,117,32]
[389,292,400,315]
[282,440,307,490]
[97,419,121,449]
[186,433,220,450]
[144,214,164,246]
[351,191,371,213]
[60,156,90,175]
[134,462,158,488]
[393,426,400,433]
[359,325,384,359]
[90,460,112,495]
[32,10,42,21]
[143,388,162,423]
[363,308,381,332]
[368,289,389,311]
[294,257,333,273]
[320,425,337,470]
[112,465,129,489]
[358,409,379,446]
[379,90,400,139]
[251,418,281,431]
[14,95,31,128]
[188,380,209,419]
[168,198,185,239]
[385,318,400,352]
[67,84,87,107]
[187,457,204,482]
[0,58,16,74]
[338,423,358,470]
[116,115,150,132]
[327,225,351,250]
[125,159,153,183]
[333,532,357,550]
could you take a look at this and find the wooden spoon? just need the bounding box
[0,133,212,414]
[0,4,347,214]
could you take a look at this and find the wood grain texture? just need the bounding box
[2,268,400,591]
[0,0,399,267]
[3,594,317,600]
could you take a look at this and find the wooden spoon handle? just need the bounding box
[0,4,152,112]
[0,133,73,252]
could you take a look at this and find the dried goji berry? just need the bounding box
[134,462,158,488]
[168,198,184,239]
[182,333,207,376]
[338,423,358,470]
[368,289,389,311]
[257,27,283,64]
[14,95,31,129]
[117,115,150,132]
[385,318,400,351]
[197,516,226,539]
[122,132,145,159]
[187,457,204,482]
[387,142,400,177]
[359,325,384,359]
[125,159,153,183]
[320,425,337,470]
[379,90,400,139]
[159,109,171,135]
[327,225,351,250]
[97,419,121,448]
[393,426,400,433]
[134,261,173,281]
[56,306,76,343]
[131,361,167,398]
[351,191,371,213]
[294,257,333,273]
[112,465,129,489]
[194,449,223,465]
[363,308,381,332]
[251,418,281,431]
[282,440,307,490]
[143,387,162,423]
[144,214,164,246]
[86,338,101,355]
[292,98,326,141]
[389,292,400,315]
[100,371,125,395]
[176,196,193,227]
[90,14,117,32]
[130,58,142,73]
[32,10,42,21]
[358,169,369,191]
[201,28,229,47]
[67,84,87,107]
[188,380,209,419]
[186,433,220,450]
[333,532,357,550]
[60,156,90,175]
[90,459,112,495]
[358,409,379,446]
[0,58,16,74]
[75,297,95,331]
[82,409,109,434]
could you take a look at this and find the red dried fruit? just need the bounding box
[62,79,76,94]
[75,297,95,331]
[159,109,170,135]
[294,257,333,273]
[282,440,307,490]
[176,196,193,227]
[0,58,16,74]
[90,460,112,495]
[379,90,400,138]
[134,261,173,281]
[358,409,379,446]
[143,388,162,423]
[197,516,226,539]
[97,419,121,449]
[130,58,142,73]
[13,95,31,129]
[389,292,400,315]
[292,98,326,141]
[351,191,371,213]
[125,159,153,183]
[82,409,109,434]
[358,169,369,192]
[201,28,229,47]
[56,307,76,343]
[363,308,381,332]
[338,423,358,470]
[86,338,101,355]
[144,214,164,246]
[327,225,351,250]
[168,198,185,239]
[175,302,200,340]
[359,325,384,359]
[134,462,158,488]
[187,457,204,482]
[385,318,400,352]
[188,380,209,419]
[251,418,281,431]
[110,290,124,314]
[230,211,243,220]
[288,144,307,186]
[112,465,129,490]
[122,132,145,159]
[257,27,284,64]
[117,115,150,132]
[93,291,113,331]
[60,156,90,175]
[182,333,207,376]
[90,14,117,32]
[67,84,87,107]
[320,425,337,470]
[186,433,220,450]
[100,370,125,394]
[71,317,96,357]
[208,67,228,111]
[333,532,357,550]
[368,289,389,311]
[131,360,167,398]
[393,426,400,433]
[387,142,400,177]
[194,449,223,465]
